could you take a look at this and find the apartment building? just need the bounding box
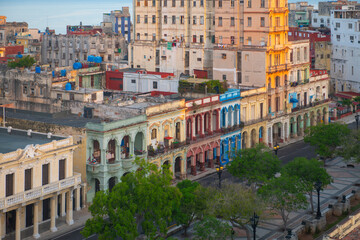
[288,1,314,27]
[130,0,214,76]
[330,8,360,92]
[103,7,131,42]
[41,33,127,68]
[0,128,83,240]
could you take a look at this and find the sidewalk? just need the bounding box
[20,207,91,240]
[170,157,360,239]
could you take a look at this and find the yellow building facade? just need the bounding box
[0,128,84,240]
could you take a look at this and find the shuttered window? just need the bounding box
[42,164,49,185]
[25,169,32,191]
[6,173,14,197]
[59,159,66,180]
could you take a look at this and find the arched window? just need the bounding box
[151,129,157,139]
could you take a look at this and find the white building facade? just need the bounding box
[330,8,360,92]
[123,71,179,93]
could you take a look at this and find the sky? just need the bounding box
[0,0,133,34]
[0,0,327,34]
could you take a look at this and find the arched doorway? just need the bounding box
[273,123,282,143]
[290,117,296,138]
[95,179,100,193]
[108,177,116,192]
[107,139,116,164]
[259,126,264,143]
[251,129,257,147]
[242,131,248,149]
[174,157,182,179]
[175,122,181,141]
[297,115,302,136]
[121,135,130,159]
[92,140,101,163]
[134,132,144,155]
[162,160,170,173]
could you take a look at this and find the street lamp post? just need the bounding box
[250,212,259,240]
[216,165,223,189]
[355,113,359,130]
[273,143,280,156]
[315,180,322,219]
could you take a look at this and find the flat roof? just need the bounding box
[5,109,101,128]
[0,127,64,154]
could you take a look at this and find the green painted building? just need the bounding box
[86,115,147,202]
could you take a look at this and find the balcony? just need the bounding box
[221,122,244,134]
[0,173,81,210]
[269,26,289,32]
[291,99,330,113]
[267,64,289,73]
[243,117,269,126]
[147,141,187,158]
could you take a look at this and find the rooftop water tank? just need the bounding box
[52,71,55,77]
[60,69,66,77]
[65,82,72,91]
[73,62,82,70]
[16,54,23,59]
[87,55,95,62]
[35,66,41,74]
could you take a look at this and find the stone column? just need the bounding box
[15,208,21,240]
[61,193,66,217]
[180,157,187,179]
[33,202,40,239]
[100,148,106,165]
[191,117,196,140]
[130,141,134,156]
[50,197,57,232]
[66,190,74,225]
[75,187,81,211]
[208,149,214,168]
[0,212,3,239]
[199,152,205,171]
[82,184,87,207]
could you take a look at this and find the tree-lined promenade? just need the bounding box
[81,123,360,240]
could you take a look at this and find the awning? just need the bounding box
[164,137,173,140]
[290,98,298,103]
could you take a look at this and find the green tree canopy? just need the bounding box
[227,143,281,186]
[193,216,233,240]
[338,130,360,163]
[282,157,332,213]
[173,180,207,236]
[258,174,308,230]
[81,158,182,240]
[8,55,36,69]
[206,184,267,239]
[304,123,351,160]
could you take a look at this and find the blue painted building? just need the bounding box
[103,7,131,42]
[219,89,242,165]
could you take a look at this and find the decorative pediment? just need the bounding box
[18,144,44,161]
